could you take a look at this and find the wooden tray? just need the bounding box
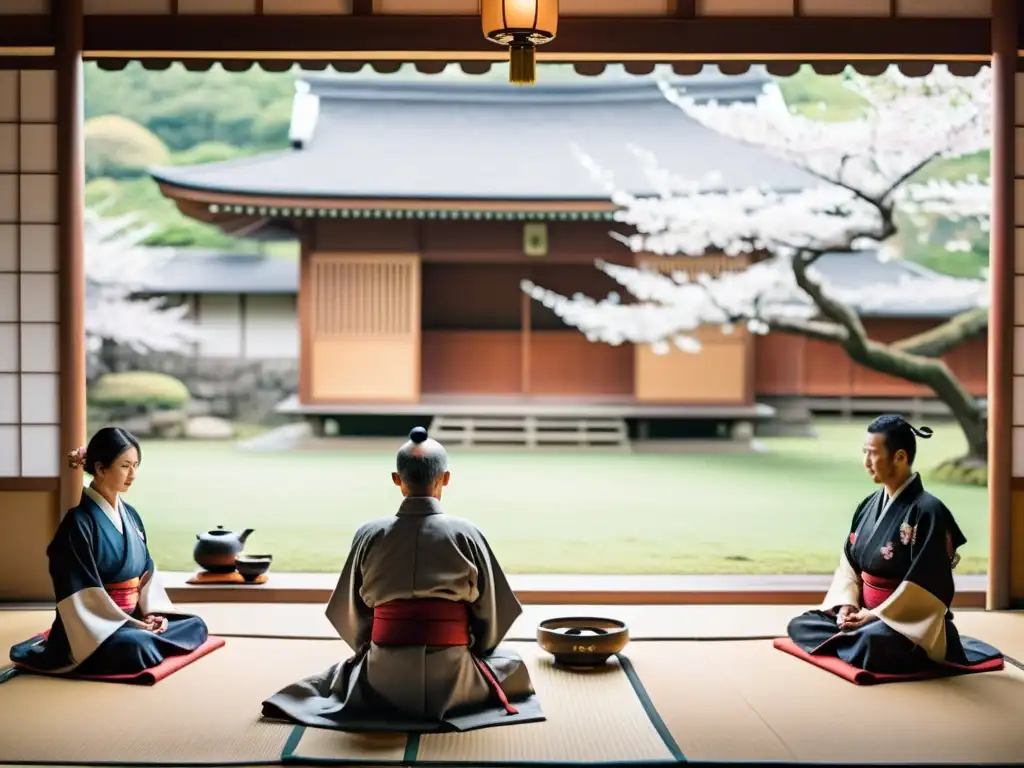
[185,571,268,585]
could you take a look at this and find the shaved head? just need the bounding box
[395,426,449,496]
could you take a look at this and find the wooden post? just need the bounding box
[987,0,1016,610]
[521,270,532,395]
[298,222,314,405]
[56,0,86,516]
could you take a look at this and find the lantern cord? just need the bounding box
[509,42,536,86]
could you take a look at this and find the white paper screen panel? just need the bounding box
[0,70,60,479]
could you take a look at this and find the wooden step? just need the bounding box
[428,414,631,449]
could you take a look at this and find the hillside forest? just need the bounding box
[84,63,989,276]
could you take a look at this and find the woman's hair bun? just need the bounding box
[409,426,429,444]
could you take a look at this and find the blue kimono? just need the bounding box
[9,487,208,676]
[787,474,1001,674]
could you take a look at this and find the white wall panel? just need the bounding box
[242,295,299,359]
[197,294,243,358]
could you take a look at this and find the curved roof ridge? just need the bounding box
[298,66,772,106]
[150,148,295,185]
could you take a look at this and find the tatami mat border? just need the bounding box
[281,653,685,767]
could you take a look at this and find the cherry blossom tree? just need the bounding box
[523,66,991,471]
[85,207,196,374]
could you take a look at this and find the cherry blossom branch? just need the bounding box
[85,207,198,355]
[524,65,993,421]
[891,307,989,358]
[767,317,849,344]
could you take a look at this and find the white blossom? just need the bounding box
[85,208,197,355]
[527,66,992,353]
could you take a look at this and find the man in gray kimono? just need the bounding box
[261,426,544,733]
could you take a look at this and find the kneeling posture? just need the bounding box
[262,427,542,732]
[10,427,209,677]
[788,415,1001,674]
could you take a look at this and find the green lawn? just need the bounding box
[124,419,989,576]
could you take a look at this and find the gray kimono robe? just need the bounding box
[261,496,544,732]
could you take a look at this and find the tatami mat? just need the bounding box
[0,610,49,659]
[287,644,680,766]
[0,637,339,765]
[0,630,1023,766]
[952,609,1024,660]
[678,640,1024,764]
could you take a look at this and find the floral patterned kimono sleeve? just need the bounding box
[869,500,963,662]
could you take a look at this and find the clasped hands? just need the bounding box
[140,614,168,634]
[835,604,879,632]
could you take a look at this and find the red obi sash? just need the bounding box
[105,578,141,614]
[371,598,518,716]
[861,572,899,610]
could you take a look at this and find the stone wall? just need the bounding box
[92,348,298,424]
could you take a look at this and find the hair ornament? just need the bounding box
[67,445,87,469]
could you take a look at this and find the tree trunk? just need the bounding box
[98,337,118,375]
[928,371,988,462]
[845,338,988,479]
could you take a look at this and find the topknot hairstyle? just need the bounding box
[867,414,933,466]
[395,426,448,494]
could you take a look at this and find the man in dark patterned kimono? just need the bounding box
[787,414,1002,674]
[262,426,543,733]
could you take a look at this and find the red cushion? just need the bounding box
[15,635,225,685]
[773,636,1004,685]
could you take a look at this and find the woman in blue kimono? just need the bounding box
[10,427,208,676]
[787,415,1002,675]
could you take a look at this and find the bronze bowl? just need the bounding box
[536,617,629,668]
[235,554,272,582]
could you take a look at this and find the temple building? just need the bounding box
[150,67,986,441]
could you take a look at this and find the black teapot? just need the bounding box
[193,526,254,574]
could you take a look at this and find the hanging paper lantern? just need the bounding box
[481,0,558,86]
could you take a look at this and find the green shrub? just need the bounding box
[89,372,191,410]
[84,115,171,180]
[928,460,988,488]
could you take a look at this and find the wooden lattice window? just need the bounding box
[312,256,417,337]
[637,254,750,279]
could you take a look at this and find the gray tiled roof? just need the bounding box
[132,250,976,319]
[134,251,298,295]
[809,252,979,318]
[149,67,816,202]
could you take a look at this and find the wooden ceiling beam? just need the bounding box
[1,13,1007,62]
[352,0,374,16]
[65,15,988,59]
[0,15,52,49]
